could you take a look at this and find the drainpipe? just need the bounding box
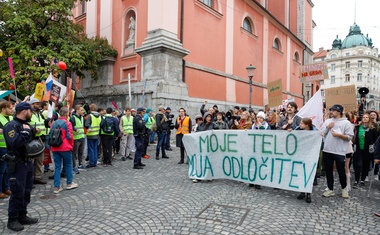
[180,0,186,83]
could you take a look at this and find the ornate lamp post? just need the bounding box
[246,64,256,109]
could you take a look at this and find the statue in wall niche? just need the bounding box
[126,16,135,48]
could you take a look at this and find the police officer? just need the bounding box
[133,107,147,169]
[3,102,39,231]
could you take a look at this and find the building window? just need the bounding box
[294,52,299,62]
[358,60,363,67]
[331,54,337,59]
[331,76,335,84]
[357,73,362,82]
[242,18,252,33]
[346,53,350,56]
[273,38,281,51]
[80,1,86,14]
[321,89,324,97]
[345,62,350,68]
[320,80,324,85]
[331,63,335,71]
[345,74,350,82]
[201,0,212,7]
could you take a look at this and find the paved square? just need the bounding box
[196,203,250,225]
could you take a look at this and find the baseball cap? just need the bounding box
[137,107,145,112]
[329,104,344,113]
[166,107,171,111]
[29,97,41,104]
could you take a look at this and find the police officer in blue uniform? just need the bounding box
[3,102,39,231]
[133,107,147,169]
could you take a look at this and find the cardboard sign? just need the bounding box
[325,85,357,112]
[267,79,282,108]
[300,62,328,82]
[183,130,322,193]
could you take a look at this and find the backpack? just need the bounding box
[152,114,167,132]
[48,124,63,147]
[102,116,115,133]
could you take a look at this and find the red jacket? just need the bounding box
[50,116,74,152]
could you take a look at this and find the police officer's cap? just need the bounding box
[15,102,32,111]
[137,107,145,112]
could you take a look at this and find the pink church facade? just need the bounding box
[73,0,315,112]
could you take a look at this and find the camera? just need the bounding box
[1,153,16,162]
[168,114,175,119]
[225,111,241,121]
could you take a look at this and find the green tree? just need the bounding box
[0,0,117,95]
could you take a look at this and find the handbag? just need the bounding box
[369,144,375,154]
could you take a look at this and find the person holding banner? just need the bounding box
[175,108,192,164]
[294,118,316,203]
[320,104,354,198]
[196,112,218,132]
[251,111,270,130]
[231,111,252,130]
[278,102,301,131]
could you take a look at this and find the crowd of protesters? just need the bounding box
[2,97,380,231]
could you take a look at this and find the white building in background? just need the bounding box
[314,23,380,111]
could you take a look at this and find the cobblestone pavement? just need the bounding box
[1,144,380,234]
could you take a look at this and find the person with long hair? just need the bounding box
[231,111,252,130]
[352,113,379,188]
[295,118,315,203]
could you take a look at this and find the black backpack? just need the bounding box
[48,123,63,147]
[102,116,115,133]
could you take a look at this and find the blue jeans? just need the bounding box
[87,138,99,166]
[53,151,73,188]
[156,131,167,157]
[150,131,156,143]
[0,148,10,192]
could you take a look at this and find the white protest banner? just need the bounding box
[183,130,322,193]
[296,89,324,130]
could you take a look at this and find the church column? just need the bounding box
[135,0,189,97]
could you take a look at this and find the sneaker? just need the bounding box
[53,187,63,194]
[365,176,369,182]
[67,182,78,190]
[342,187,349,198]
[353,182,359,188]
[360,181,365,186]
[322,189,335,197]
[73,168,80,174]
[193,179,199,183]
[143,154,150,159]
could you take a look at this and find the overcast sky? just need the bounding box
[312,0,380,52]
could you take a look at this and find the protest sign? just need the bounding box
[267,79,282,108]
[34,83,45,101]
[50,83,61,104]
[300,62,328,82]
[325,85,357,112]
[183,130,322,193]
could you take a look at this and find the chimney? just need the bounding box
[319,47,324,52]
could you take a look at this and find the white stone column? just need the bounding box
[135,0,189,98]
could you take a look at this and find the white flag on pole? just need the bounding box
[296,89,324,130]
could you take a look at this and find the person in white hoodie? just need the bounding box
[320,104,354,199]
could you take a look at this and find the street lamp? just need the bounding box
[246,64,256,109]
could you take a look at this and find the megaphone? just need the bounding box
[358,87,369,98]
